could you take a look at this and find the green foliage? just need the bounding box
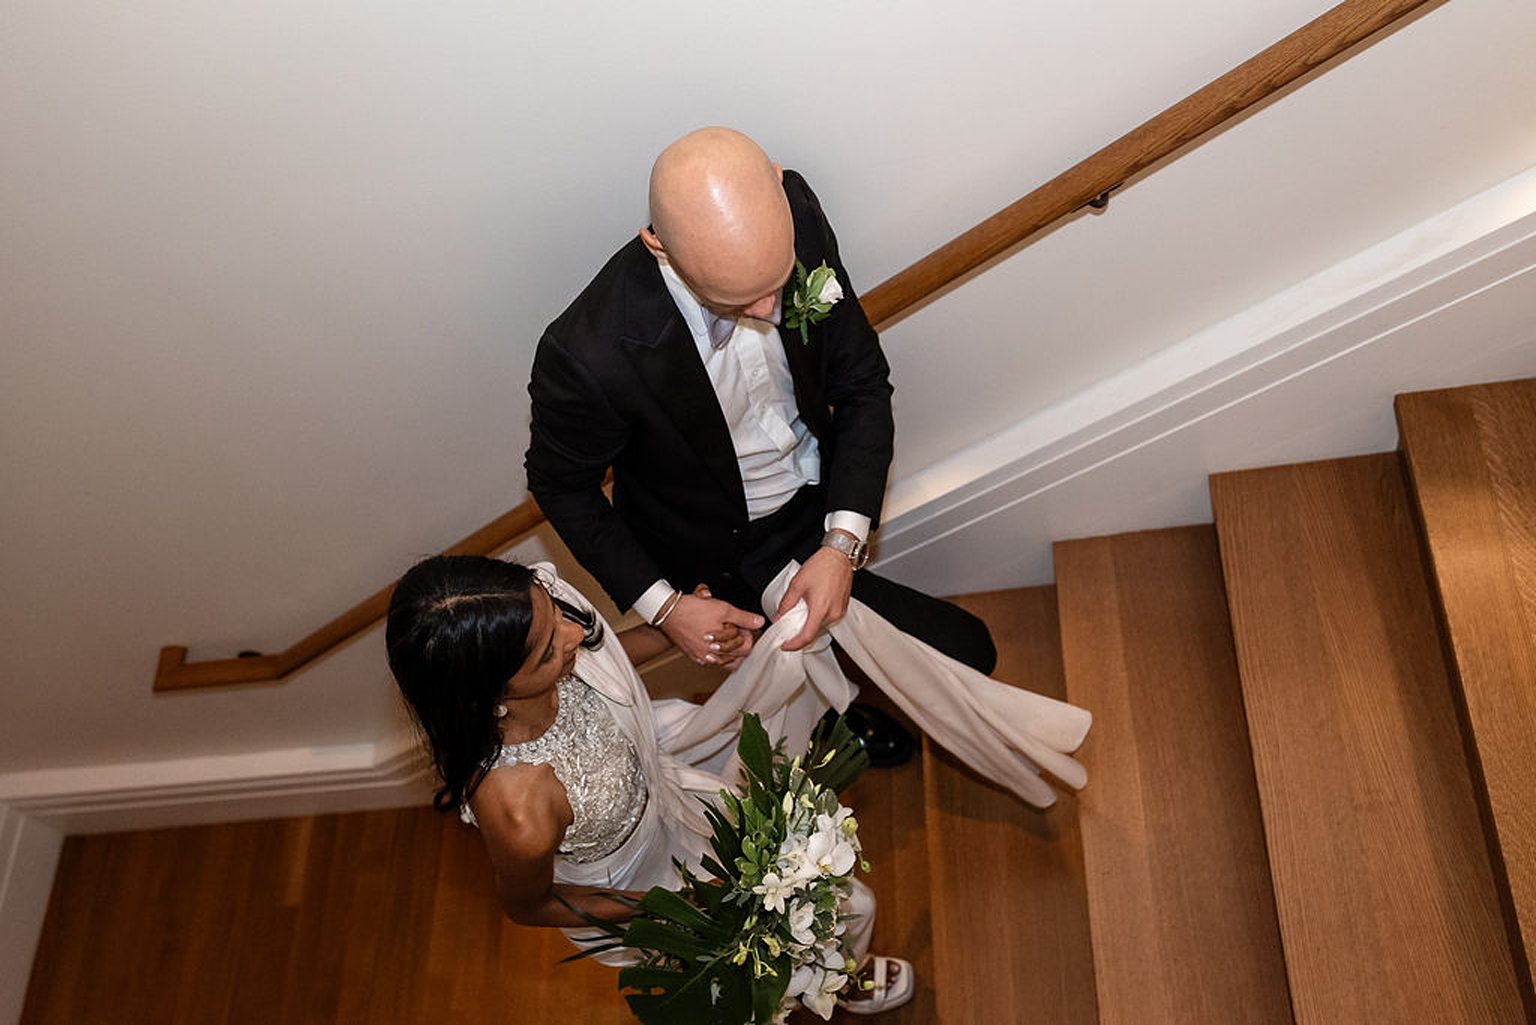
[565,713,868,1024]
[783,260,841,345]
[802,712,869,795]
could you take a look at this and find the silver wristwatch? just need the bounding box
[820,529,870,570]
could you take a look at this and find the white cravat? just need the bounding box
[633,259,870,620]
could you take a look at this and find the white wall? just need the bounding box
[876,168,1536,592]
[6,0,1536,779]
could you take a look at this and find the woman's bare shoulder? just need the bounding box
[470,762,572,861]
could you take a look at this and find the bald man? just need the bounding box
[526,128,996,703]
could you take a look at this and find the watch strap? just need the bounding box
[820,529,870,570]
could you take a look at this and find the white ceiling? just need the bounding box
[3,0,1534,773]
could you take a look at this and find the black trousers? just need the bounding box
[699,484,998,675]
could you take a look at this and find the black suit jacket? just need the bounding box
[525,171,894,611]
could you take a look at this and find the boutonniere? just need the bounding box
[783,260,843,344]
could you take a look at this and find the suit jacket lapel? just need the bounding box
[778,276,829,439]
[619,261,747,512]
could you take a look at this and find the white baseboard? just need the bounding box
[0,734,432,837]
[873,165,1536,594]
[0,806,62,1025]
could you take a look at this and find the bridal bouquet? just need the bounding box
[571,713,870,1024]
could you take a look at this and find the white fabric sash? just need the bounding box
[691,561,1090,808]
[525,561,1091,961]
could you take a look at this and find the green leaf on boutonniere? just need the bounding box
[783,259,843,344]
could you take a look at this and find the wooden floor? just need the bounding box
[22,809,624,1024]
[21,763,943,1024]
[21,689,951,1022]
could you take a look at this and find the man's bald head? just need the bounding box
[642,127,795,318]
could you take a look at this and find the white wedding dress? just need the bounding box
[462,561,1091,962]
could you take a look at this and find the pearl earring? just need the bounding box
[494,703,508,719]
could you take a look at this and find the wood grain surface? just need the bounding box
[924,587,1098,1025]
[1397,379,1536,1014]
[1054,527,1293,1025]
[22,743,931,1023]
[22,809,631,1024]
[1210,454,1526,1024]
[828,685,935,1025]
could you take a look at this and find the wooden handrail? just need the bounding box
[155,502,547,691]
[858,0,1438,326]
[154,0,1437,692]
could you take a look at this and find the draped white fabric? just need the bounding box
[649,562,1091,808]
[527,560,1091,959]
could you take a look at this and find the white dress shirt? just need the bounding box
[633,259,871,620]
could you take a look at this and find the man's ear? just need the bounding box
[639,226,666,259]
[772,161,783,183]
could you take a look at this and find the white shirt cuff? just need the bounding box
[632,579,677,624]
[823,511,871,544]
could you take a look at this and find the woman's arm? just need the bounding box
[473,762,644,927]
[616,622,672,667]
[514,882,648,928]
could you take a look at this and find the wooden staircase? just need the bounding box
[920,377,1536,1023]
[22,378,1536,1023]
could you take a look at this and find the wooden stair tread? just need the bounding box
[1210,453,1526,1023]
[1054,526,1292,1025]
[830,701,936,1025]
[922,587,1097,1025]
[1397,378,1536,1004]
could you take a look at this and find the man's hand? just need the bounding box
[659,588,765,670]
[775,545,855,651]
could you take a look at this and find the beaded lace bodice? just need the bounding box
[462,675,648,864]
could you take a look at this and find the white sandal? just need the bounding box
[837,955,915,1015]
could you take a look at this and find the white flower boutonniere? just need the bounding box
[784,260,843,344]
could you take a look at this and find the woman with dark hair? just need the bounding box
[385,554,913,1012]
[386,552,1091,1014]
[386,555,721,925]
[385,554,915,1012]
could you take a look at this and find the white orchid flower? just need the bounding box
[816,807,854,835]
[788,901,817,947]
[806,955,848,1019]
[776,835,819,888]
[786,961,847,1021]
[806,828,857,878]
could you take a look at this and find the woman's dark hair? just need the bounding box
[385,555,603,812]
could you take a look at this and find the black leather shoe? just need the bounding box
[827,703,915,769]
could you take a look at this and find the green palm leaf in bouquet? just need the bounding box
[565,712,870,1024]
